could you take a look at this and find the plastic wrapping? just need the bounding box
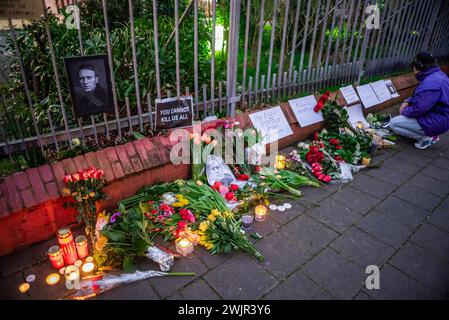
[146,246,174,272]
[70,269,194,300]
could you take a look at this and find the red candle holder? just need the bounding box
[75,235,89,259]
[48,245,65,269]
[57,228,78,265]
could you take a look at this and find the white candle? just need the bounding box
[46,273,60,286]
[255,205,267,221]
[176,238,194,256]
[81,262,95,276]
[64,265,80,290]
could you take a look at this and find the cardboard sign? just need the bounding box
[288,95,324,127]
[344,104,370,128]
[0,0,43,19]
[356,84,380,109]
[249,106,293,145]
[155,96,193,130]
[384,79,400,98]
[339,85,360,105]
[370,80,392,103]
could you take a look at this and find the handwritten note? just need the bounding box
[356,84,380,109]
[370,80,392,103]
[384,80,400,98]
[344,104,370,128]
[249,106,293,145]
[339,85,360,105]
[288,95,324,128]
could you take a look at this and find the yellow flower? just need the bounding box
[95,236,108,252]
[63,188,71,195]
[196,180,203,186]
[208,214,216,222]
[211,209,220,216]
[97,211,109,223]
[199,221,209,232]
[89,192,95,197]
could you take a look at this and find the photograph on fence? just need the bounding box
[64,54,114,118]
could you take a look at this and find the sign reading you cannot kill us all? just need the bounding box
[0,0,44,19]
[155,96,194,130]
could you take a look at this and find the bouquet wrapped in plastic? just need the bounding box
[69,269,196,300]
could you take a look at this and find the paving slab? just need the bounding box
[409,223,449,263]
[279,215,339,256]
[365,166,410,187]
[307,198,363,233]
[94,279,160,300]
[203,253,278,300]
[255,231,311,280]
[347,173,398,200]
[382,157,423,176]
[374,196,430,228]
[331,186,382,215]
[429,200,449,233]
[393,183,442,212]
[363,264,437,300]
[180,278,221,300]
[356,210,414,248]
[330,227,395,268]
[262,271,333,300]
[389,242,449,298]
[419,165,449,183]
[302,248,365,300]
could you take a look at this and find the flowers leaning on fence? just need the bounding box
[63,168,106,245]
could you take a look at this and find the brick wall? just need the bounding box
[0,72,420,256]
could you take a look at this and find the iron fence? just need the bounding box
[0,0,448,165]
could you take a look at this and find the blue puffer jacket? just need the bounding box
[402,66,449,137]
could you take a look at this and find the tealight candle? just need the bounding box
[64,265,80,290]
[255,205,267,222]
[75,235,89,259]
[85,256,94,263]
[81,262,95,276]
[275,155,286,170]
[18,283,30,293]
[176,238,194,256]
[74,260,83,268]
[356,121,364,130]
[48,245,65,269]
[46,273,60,286]
[362,157,371,166]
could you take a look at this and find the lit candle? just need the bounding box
[176,238,194,256]
[275,155,286,170]
[57,228,78,265]
[356,121,364,130]
[81,262,95,276]
[18,283,30,293]
[46,273,61,286]
[74,260,83,268]
[48,245,65,269]
[85,256,94,263]
[64,265,80,290]
[255,205,267,222]
[362,157,371,166]
[75,235,89,259]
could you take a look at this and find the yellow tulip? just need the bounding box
[207,214,216,222]
[199,221,209,232]
[62,188,71,195]
[211,209,220,216]
[89,192,96,197]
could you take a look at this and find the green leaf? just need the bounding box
[102,229,126,242]
[123,256,134,273]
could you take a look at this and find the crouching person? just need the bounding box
[390,52,449,149]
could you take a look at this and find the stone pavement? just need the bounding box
[1,112,449,300]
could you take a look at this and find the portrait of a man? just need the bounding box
[206,155,236,186]
[64,55,114,118]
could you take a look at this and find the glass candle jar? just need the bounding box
[57,228,78,265]
[241,214,254,231]
[275,155,286,170]
[176,238,194,256]
[64,265,80,290]
[48,245,65,269]
[254,205,267,222]
[75,235,89,259]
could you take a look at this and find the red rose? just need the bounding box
[329,138,340,145]
[71,173,80,182]
[212,181,223,190]
[80,172,89,181]
[314,101,324,113]
[255,166,261,173]
[177,221,187,229]
[225,192,235,201]
[324,176,332,183]
[336,145,342,150]
[230,184,239,191]
[237,174,249,181]
[63,175,73,184]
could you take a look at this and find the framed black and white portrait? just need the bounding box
[64,55,114,118]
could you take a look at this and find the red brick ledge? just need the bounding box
[0,72,420,255]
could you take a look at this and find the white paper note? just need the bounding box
[384,79,400,98]
[356,84,380,109]
[344,104,370,128]
[288,95,324,127]
[249,106,293,145]
[339,85,360,105]
[370,80,392,103]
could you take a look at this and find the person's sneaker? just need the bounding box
[414,136,439,150]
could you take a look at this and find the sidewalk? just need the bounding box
[1,109,449,300]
